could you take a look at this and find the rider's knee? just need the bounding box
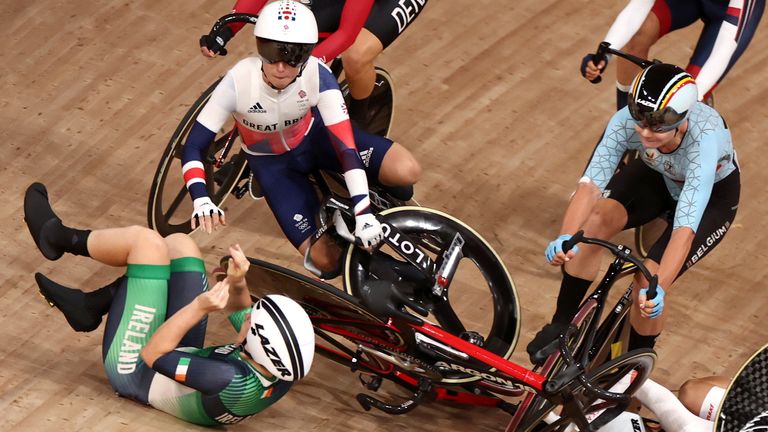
[164,233,202,260]
[342,33,381,74]
[132,226,169,260]
[625,15,658,54]
[583,202,625,236]
[396,155,422,185]
[678,379,709,415]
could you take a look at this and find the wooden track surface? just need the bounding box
[2,0,767,430]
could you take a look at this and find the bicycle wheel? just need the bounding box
[147,77,248,235]
[634,217,668,258]
[242,257,411,377]
[529,349,656,432]
[510,299,600,432]
[343,206,520,384]
[338,66,394,137]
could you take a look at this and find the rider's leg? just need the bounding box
[678,376,730,419]
[299,235,342,275]
[342,29,383,126]
[164,233,209,348]
[615,11,660,109]
[527,198,628,360]
[376,142,421,201]
[628,258,663,350]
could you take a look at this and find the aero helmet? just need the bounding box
[628,63,698,132]
[244,294,315,381]
[254,0,318,67]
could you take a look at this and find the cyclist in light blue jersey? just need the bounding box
[527,63,740,362]
[23,182,315,427]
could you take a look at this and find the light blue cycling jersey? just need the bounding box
[584,102,737,232]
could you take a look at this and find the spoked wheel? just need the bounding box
[510,300,600,432]
[343,206,520,384]
[147,77,248,235]
[338,66,395,137]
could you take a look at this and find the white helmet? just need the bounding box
[245,294,315,381]
[254,0,318,44]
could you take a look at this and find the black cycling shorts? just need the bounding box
[313,0,428,48]
[605,158,740,279]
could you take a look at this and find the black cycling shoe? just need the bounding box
[526,322,569,364]
[23,183,64,261]
[36,273,103,332]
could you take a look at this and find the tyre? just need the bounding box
[147,77,247,235]
[338,66,395,137]
[518,349,656,432]
[343,206,520,384]
[511,300,600,431]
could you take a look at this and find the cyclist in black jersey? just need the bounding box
[23,182,315,426]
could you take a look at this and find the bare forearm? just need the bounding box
[656,227,695,288]
[225,276,252,312]
[141,300,207,367]
[560,182,601,235]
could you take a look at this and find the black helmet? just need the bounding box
[628,63,698,132]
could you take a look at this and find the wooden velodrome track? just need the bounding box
[2,0,767,430]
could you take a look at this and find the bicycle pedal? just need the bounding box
[358,373,383,391]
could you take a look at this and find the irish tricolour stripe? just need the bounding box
[174,357,191,382]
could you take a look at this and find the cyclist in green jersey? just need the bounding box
[23,182,315,426]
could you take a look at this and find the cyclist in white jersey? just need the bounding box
[527,63,740,363]
[182,0,421,274]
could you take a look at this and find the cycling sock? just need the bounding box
[46,220,91,257]
[616,88,629,110]
[348,95,371,126]
[382,185,414,202]
[628,326,660,351]
[551,271,592,324]
[35,272,109,332]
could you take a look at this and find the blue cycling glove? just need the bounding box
[545,234,580,263]
[639,285,666,319]
[580,53,608,84]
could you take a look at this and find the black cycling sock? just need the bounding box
[383,185,414,202]
[628,327,660,351]
[46,220,92,257]
[551,271,592,324]
[348,95,371,126]
[616,88,629,110]
[85,276,123,316]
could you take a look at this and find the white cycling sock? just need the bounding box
[635,378,714,432]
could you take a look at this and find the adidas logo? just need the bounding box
[248,102,266,113]
[359,148,373,167]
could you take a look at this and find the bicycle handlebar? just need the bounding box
[589,41,661,84]
[210,13,259,35]
[563,230,659,300]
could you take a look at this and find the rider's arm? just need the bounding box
[658,132,719,287]
[315,61,372,216]
[181,73,238,201]
[603,0,655,49]
[225,0,269,36]
[636,378,714,432]
[560,110,632,234]
[148,349,241,394]
[312,0,374,63]
[689,15,744,99]
[141,294,211,368]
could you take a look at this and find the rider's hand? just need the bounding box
[639,285,666,319]
[545,234,580,265]
[199,25,234,57]
[354,213,383,249]
[226,243,250,282]
[581,53,608,83]
[191,197,226,234]
[196,279,230,313]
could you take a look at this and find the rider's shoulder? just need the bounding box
[687,102,728,133]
